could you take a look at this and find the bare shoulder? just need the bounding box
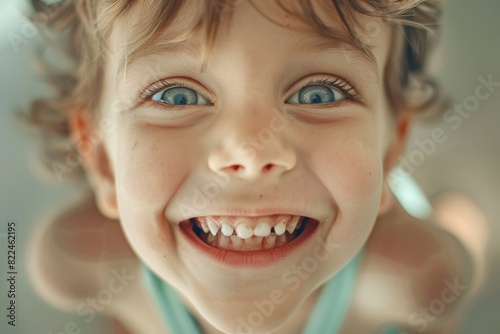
[365,200,473,289]
[350,198,474,333]
[26,192,136,311]
[27,193,169,333]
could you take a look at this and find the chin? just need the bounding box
[202,307,293,334]
[187,281,315,334]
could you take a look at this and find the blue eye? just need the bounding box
[152,87,210,106]
[286,82,349,105]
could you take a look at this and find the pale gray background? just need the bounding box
[0,0,499,333]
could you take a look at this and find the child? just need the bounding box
[26,0,476,333]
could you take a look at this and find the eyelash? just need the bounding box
[138,79,208,109]
[138,76,359,108]
[291,77,359,103]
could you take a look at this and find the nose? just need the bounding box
[207,107,296,182]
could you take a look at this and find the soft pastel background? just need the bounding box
[1,0,499,333]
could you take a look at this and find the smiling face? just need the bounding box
[77,0,409,332]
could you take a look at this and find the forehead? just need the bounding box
[108,0,391,80]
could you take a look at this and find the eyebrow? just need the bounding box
[117,40,202,81]
[286,34,379,78]
[117,33,378,82]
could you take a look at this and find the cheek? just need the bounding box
[310,125,383,256]
[115,127,191,209]
[112,126,191,240]
[312,126,383,204]
[299,121,384,265]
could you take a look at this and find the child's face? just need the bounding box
[90,0,403,332]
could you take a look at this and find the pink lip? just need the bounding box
[178,218,319,268]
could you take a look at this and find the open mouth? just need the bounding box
[180,215,316,252]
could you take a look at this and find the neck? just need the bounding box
[179,285,325,334]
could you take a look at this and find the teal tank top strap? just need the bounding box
[302,250,363,334]
[382,325,404,334]
[141,266,201,333]
[389,166,433,220]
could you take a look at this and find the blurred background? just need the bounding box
[0,0,499,333]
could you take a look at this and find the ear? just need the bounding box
[70,111,119,219]
[378,111,413,215]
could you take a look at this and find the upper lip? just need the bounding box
[175,208,322,225]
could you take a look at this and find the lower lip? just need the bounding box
[178,218,319,269]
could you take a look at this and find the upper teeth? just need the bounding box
[195,215,302,239]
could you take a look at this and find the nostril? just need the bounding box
[263,163,274,171]
[230,163,274,172]
[229,164,244,172]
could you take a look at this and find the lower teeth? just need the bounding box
[192,219,306,251]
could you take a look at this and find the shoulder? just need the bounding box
[366,200,473,284]
[26,192,136,311]
[355,197,474,332]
